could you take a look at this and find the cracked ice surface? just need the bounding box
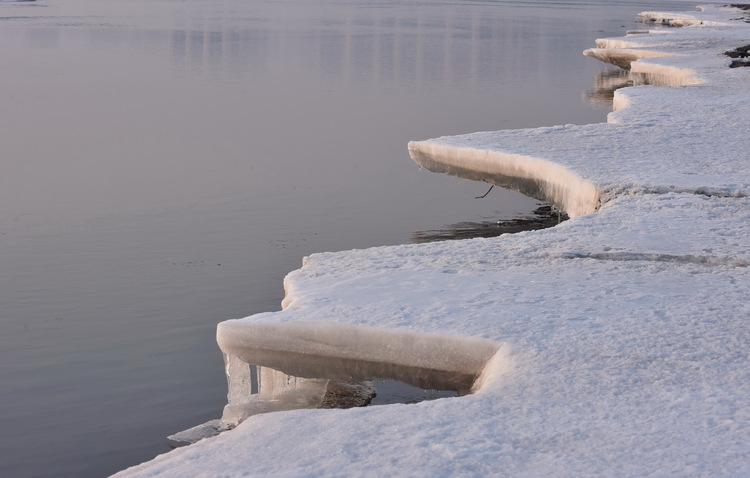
[115,5,750,477]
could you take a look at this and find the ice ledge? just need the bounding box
[582,47,679,71]
[408,142,600,217]
[217,321,501,395]
[638,6,730,27]
[214,321,503,427]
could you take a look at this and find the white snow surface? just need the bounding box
[115,5,750,477]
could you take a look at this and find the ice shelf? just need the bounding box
[217,322,500,424]
[114,5,750,477]
[218,321,500,393]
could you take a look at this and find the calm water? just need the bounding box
[0,0,695,476]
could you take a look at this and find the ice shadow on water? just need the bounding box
[368,379,458,406]
[411,205,568,244]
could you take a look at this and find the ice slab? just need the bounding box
[218,321,500,394]
[167,420,232,445]
[214,321,499,426]
[582,47,679,71]
[638,8,731,27]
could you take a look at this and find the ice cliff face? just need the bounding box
[408,142,601,217]
[217,321,500,424]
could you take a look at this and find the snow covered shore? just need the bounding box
[115,4,750,477]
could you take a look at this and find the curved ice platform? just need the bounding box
[218,321,499,393]
[217,321,500,424]
[115,5,750,477]
[408,142,601,217]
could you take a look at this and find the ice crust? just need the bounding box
[115,5,750,477]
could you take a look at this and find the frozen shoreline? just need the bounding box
[115,4,750,477]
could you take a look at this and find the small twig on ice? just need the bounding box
[475,185,494,199]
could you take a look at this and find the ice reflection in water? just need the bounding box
[411,205,568,243]
[584,67,633,107]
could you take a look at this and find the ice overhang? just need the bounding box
[217,321,501,394]
[583,48,701,86]
[582,47,678,70]
[408,141,600,218]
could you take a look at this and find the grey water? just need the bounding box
[0,0,696,476]
[370,380,459,406]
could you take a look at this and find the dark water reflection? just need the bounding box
[585,67,634,106]
[370,379,459,406]
[0,0,697,477]
[411,205,568,243]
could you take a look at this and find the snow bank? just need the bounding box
[114,5,750,477]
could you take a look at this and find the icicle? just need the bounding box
[221,352,255,425]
